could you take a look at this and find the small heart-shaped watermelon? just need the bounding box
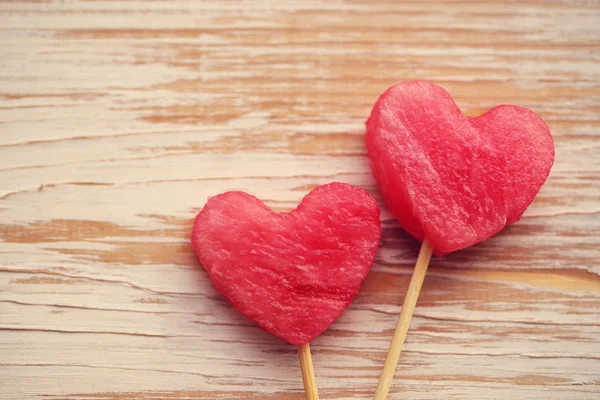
[366,80,554,254]
[191,183,381,345]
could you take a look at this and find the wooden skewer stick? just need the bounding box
[373,239,434,400]
[298,343,320,400]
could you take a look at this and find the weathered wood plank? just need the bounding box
[1,0,599,399]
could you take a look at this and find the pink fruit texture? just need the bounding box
[366,80,554,255]
[191,183,381,345]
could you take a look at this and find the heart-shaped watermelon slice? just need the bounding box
[191,182,381,345]
[366,80,554,255]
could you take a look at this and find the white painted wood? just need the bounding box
[1,1,599,399]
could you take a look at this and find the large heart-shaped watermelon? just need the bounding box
[191,183,381,345]
[366,80,554,255]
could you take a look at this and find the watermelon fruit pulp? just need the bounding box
[366,80,554,255]
[191,182,381,345]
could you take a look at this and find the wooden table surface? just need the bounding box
[1,1,599,399]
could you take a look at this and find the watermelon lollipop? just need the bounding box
[191,182,381,399]
[366,80,554,399]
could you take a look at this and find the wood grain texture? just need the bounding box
[1,0,599,399]
[374,240,433,400]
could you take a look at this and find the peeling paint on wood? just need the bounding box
[1,1,599,399]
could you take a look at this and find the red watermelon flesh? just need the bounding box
[366,80,554,255]
[191,182,381,346]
